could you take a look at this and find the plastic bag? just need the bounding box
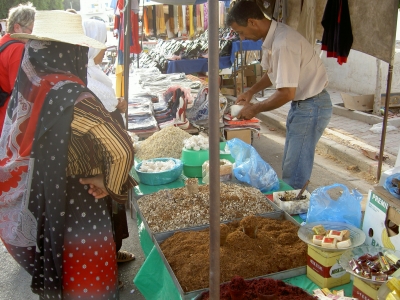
[226,138,279,192]
[384,173,400,199]
[306,183,363,228]
[369,123,397,134]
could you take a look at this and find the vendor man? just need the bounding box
[227,1,332,190]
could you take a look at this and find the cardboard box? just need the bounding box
[381,93,400,108]
[236,63,263,77]
[306,245,350,289]
[224,129,252,144]
[341,93,374,111]
[352,277,380,300]
[246,75,261,87]
[220,75,247,96]
[362,187,400,250]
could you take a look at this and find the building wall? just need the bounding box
[319,45,400,95]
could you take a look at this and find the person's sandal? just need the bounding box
[117,250,135,263]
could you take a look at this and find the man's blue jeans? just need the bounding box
[282,90,332,189]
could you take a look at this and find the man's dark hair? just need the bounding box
[226,1,265,27]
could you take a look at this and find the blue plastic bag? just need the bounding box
[306,183,363,228]
[226,138,279,192]
[384,173,400,199]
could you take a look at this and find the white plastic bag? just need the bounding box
[369,123,397,134]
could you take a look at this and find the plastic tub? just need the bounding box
[272,190,311,215]
[181,148,209,166]
[183,165,202,178]
[135,158,183,185]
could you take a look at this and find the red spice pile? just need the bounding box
[199,276,317,300]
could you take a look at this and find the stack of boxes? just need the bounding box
[220,63,263,96]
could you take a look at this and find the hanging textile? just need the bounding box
[321,0,353,65]
[182,5,187,35]
[273,0,287,23]
[114,0,142,97]
[152,5,157,37]
[200,4,204,31]
[189,5,194,37]
[196,5,202,32]
[297,0,316,45]
[173,6,179,35]
[168,5,175,35]
[178,6,183,34]
[219,2,225,28]
[143,7,150,36]
[203,3,208,30]
[156,5,166,35]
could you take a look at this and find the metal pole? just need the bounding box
[377,4,398,181]
[208,0,220,298]
[124,0,132,130]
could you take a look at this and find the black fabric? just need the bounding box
[29,83,88,298]
[321,0,353,65]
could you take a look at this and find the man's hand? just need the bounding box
[237,103,257,120]
[79,175,109,199]
[235,91,253,105]
[116,97,127,113]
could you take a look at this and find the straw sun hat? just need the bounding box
[11,10,106,49]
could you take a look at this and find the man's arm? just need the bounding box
[237,87,296,119]
[235,72,272,104]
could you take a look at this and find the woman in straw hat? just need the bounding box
[0,10,136,299]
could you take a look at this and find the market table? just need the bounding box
[230,40,263,65]
[129,173,353,299]
[166,56,232,74]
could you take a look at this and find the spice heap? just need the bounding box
[199,275,316,300]
[136,126,191,160]
[160,216,307,292]
[138,182,274,233]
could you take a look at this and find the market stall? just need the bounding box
[117,0,400,299]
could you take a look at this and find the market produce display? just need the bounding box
[297,221,365,252]
[135,126,191,160]
[199,276,317,300]
[159,215,307,293]
[339,245,400,285]
[137,182,275,233]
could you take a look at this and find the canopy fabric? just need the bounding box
[147,0,229,6]
[286,0,398,64]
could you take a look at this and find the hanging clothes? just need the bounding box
[114,0,142,97]
[168,5,175,35]
[178,5,184,34]
[321,0,353,65]
[297,0,316,45]
[219,2,225,28]
[189,5,194,37]
[143,7,150,36]
[273,0,287,23]
[181,5,187,35]
[156,5,166,35]
[196,5,202,32]
[203,3,208,30]
[173,6,179,35]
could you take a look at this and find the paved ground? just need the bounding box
[254,86,400,180]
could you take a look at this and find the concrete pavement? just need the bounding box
[253,86,400,179]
